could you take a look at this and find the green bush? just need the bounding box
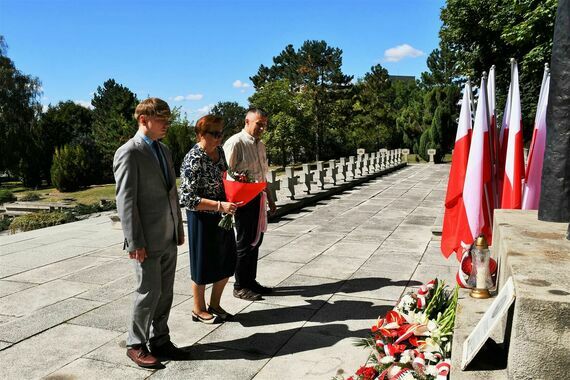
[51,144,89,192]
[0,189,16,204]
[73,200,116,216]
[20,192,41,201]
[0,217,11,231]
[9,211,75,233]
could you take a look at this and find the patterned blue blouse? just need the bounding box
[179,144,228,211]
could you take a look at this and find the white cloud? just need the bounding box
[233,80,251,89]
[74,100,94,109]
[195,104,214,116]
[172,93,204,101]
[383,44,424,62]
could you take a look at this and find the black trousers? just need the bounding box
[234,194,264,290]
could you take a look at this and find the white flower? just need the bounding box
[427,319,438,332]
[399,350,412,364]
[425,365,438,376]
[380,355,395,364]
[400,372,417,380]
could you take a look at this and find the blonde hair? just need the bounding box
[134,98,171,122]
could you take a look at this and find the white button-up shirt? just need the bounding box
[223,129,269,183]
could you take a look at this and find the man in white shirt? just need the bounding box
[223,108,276,301]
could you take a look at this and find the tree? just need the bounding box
[0,36,43,185]
[439,0,557,131]
[251,40,353,161]
[249,79,313,166]
[38,101,93,183]
[211,101,247,139]
[161,107,194,176]
[51,144,89,192]
[91,79,138,181]
[350,65,398,151]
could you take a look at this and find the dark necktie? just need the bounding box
[152,141,169,185]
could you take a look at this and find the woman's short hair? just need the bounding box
[134,98,171,121]
[195,115,224,138]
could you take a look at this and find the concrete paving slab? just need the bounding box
[0,243,98,271]
[64,258,132,285]
[0,297,102,343]
[8,256,114,284]
[0,323,120,380]
[0,280,35,298]
[258,232,300,257]
[0,341,12,351]
[296,255,368,280]
[0,240,44,256]
[45,357,149,380]
[253,332,370,380]
[303,294,392,338]
[337,273,413,302]
[82,332,153,370]
[200,302,315,356]
[0,279,95,317]
[267,232,341,263]
[260,274,343,310]
[0,314,17,324]
[150,344,269,380]
[256,259,304,287]
[320,240,381,259]
[76,274,135,303]
[0,265,27,279]
[343,228,390,243]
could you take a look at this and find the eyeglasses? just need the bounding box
[205,130,224,139]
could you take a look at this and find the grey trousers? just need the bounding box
[127,245,177,348]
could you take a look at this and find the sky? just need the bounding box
[0,0,445,120]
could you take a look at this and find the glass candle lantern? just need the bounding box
[468,235,492,298]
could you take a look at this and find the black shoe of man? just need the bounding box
[233,288,262,301]
[150,341,190,361]
[251,281,273,295]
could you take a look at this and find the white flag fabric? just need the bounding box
[522,69,550,210]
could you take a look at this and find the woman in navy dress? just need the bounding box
[179,115,238,323]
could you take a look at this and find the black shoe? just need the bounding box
[191,311,218,324]
[149,341,190,360]
[251,282,273,295]
[207,305,234,321]
[233,288,262,301]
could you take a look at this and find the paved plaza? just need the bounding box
[0,164,456,379]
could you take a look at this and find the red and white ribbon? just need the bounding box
[416,280,436,308]
[436,360,451,380]
[456,249,471,288]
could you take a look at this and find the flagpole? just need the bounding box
[487,65,498,209]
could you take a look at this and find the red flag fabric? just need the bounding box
[522,69,550,209]
[441,82,473,259]
[456,75,494,251]
[501,62,524,209]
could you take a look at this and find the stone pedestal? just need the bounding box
[453,209,570,379]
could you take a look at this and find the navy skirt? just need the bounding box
[186,210,237,285]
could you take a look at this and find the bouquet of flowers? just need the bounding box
[218,169,266,230]
[338,279,458,380]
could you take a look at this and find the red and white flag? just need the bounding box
[458,75,494,248]
[501,61,524,209]
[522,68,550,209]
[441,81,473,259]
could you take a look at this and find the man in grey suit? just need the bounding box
[113,97,186,367]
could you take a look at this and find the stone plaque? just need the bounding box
[357,148,365,155]
[427,149,436,155]
[461,277,516,370]
[402,149,410,154]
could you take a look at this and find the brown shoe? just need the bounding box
[127,346,160,368]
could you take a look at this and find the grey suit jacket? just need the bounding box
[113,134,184,253]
